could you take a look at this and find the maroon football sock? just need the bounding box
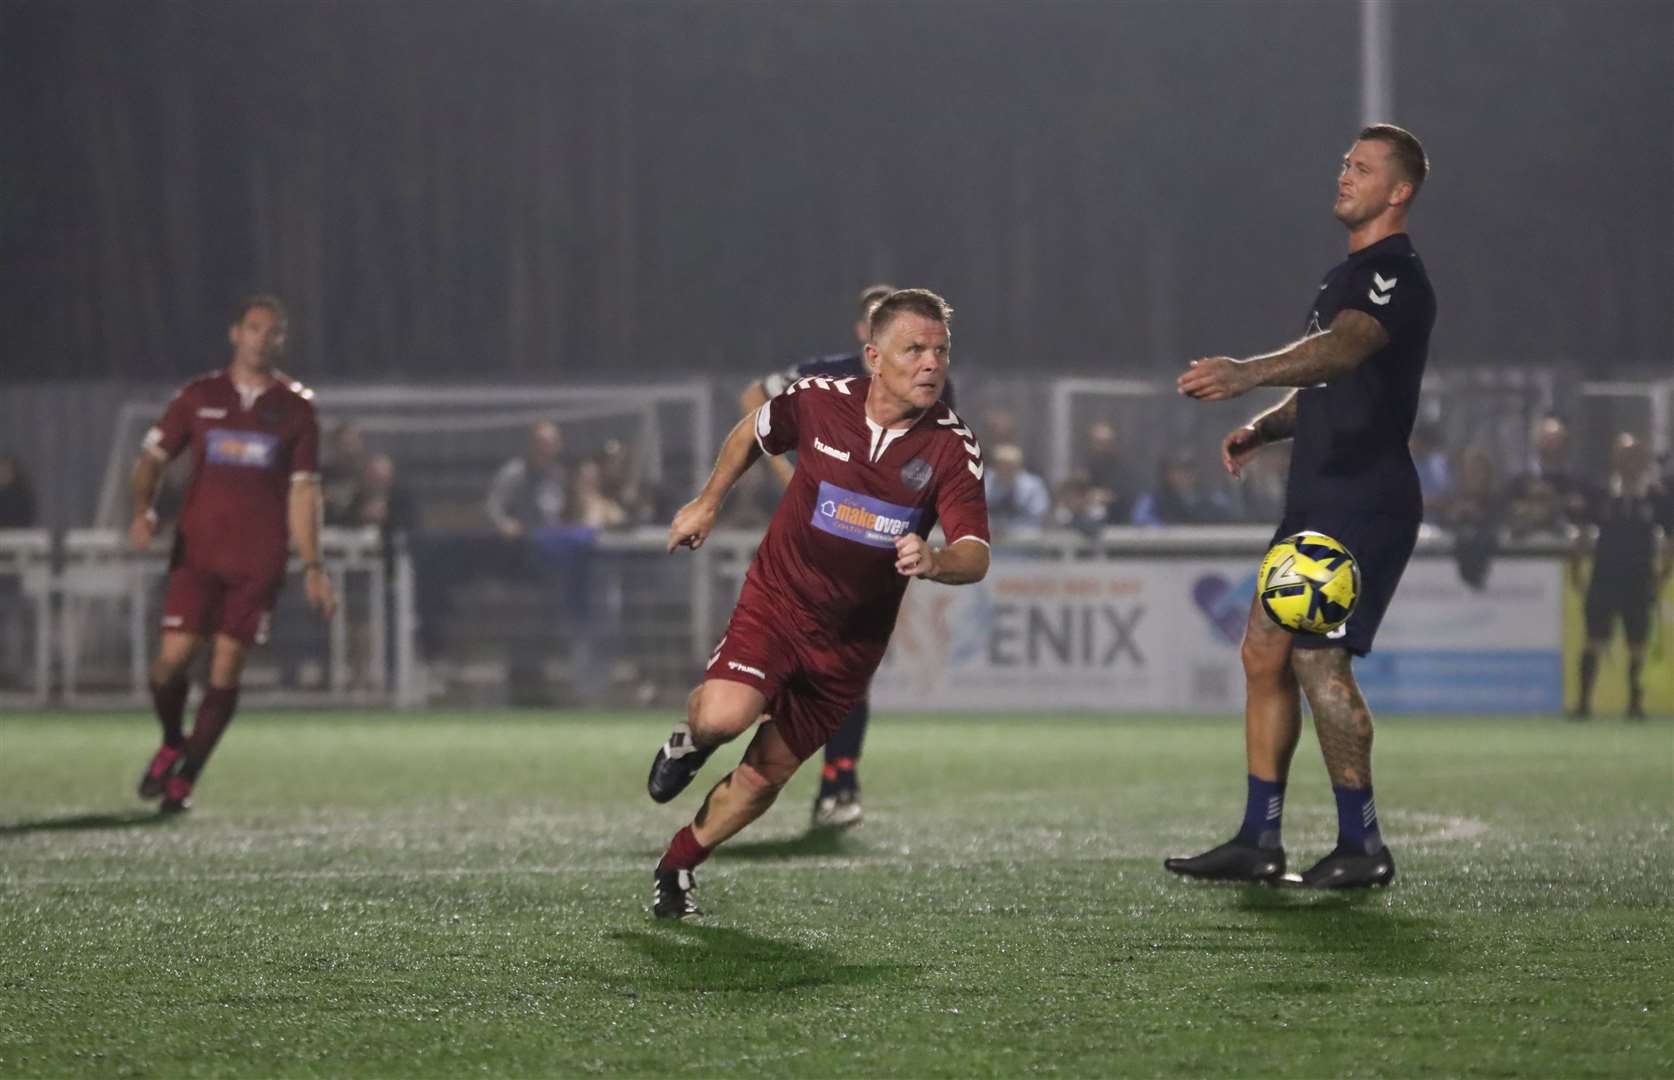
[656,825,712,873]
[180,686,240,781]
[150,676,190,749]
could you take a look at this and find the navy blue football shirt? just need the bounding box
[1285,233,1436,519]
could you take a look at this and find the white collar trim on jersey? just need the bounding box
[864,400,946,464]
[863,417,909,463]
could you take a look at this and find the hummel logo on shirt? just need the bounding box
[727,660,766,679]
[814,436,850,462]
[1368,272,1397,306]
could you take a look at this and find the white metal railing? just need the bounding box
[1,527,413,708]
[0,529,53,705]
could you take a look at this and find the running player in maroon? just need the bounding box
[645,289,990,919]
[129,295,337,813]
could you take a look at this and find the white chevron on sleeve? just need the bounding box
[832,377,855,394]
[966,460,984,480]
[1372,272,1397,292]
[962,440,980,458]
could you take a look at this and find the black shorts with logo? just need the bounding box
[1269,508,1420,657]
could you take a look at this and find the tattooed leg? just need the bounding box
[1293,646,1387,857]
[1292,647,1373,788]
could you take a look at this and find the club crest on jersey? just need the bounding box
[900,458,933,491]
[812,481,923,549]
[205,428,279,468]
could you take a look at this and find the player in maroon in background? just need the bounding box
[644,289,991,919]
[128,295,337,813]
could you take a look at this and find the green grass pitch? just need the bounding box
[1,710,1670,1078]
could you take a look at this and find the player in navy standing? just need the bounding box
[738,283,958,831]
[129,295,336,812]
[646,289,990,918]
[1169,125,1436,888]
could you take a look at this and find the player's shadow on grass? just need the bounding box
[0,810,172,838]
[1224,886,1451,977]
[604,924,914,994]
[713,828,857,861]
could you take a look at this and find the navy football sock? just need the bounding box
[1332,785,1384,855]
[1235,774,1285,849]
[823,700,869,764]
[817,758,857,798]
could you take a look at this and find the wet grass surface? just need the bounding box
[1,711,1669,1077]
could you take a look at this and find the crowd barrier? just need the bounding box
[2,526,1636,715]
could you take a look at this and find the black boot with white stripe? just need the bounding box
[652,868,702,920]
[646,723,716,804]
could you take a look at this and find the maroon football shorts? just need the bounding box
[161,562,287,646]
[705,582,884,762]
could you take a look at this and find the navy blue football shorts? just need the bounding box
[1269,508,1420,657]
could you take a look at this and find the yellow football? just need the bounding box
[1256,531,1361,635]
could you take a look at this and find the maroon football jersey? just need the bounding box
[750,374,989,644]
[144,370,320,572]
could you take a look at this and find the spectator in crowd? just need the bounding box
[1410,419,1453,514]
[985,443,1051,534]
[1080,420,1137,523]
[983,407,1021,450]
[596,437,656,525]
[1050,472,1110,538]
[321,421,371,526]
[483,420,571,705]
[569,456,628,530]
[1440,445,1504,588]
[1131,450,1235,525]
[1230,442,1291,524]
[0,455,38,689]
[720,463,779,532]
[350,453,417,542]
[486,420,566,539]
[0,456,37,528]
[345,453,417,690]
[1658,452,1674,522]
[1504,415,1594,538]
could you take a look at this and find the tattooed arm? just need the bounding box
[1250,392,1300,444]
[1219,392,1300,479]
[1178,310,1390,401]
